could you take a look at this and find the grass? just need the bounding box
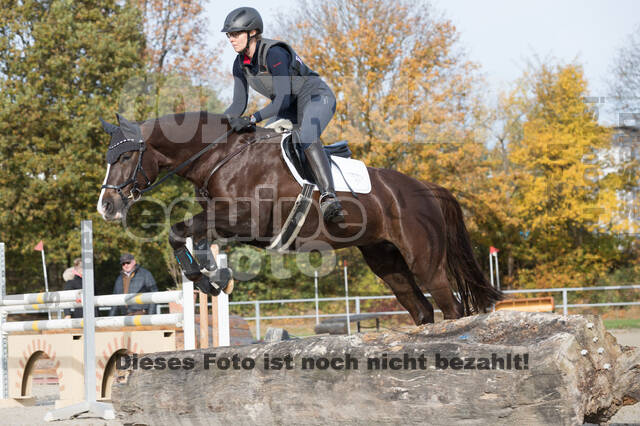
[603,318,640,329]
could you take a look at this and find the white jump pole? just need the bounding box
[0,290,183,313]
[182,238,195,350]
[44,220,115,422]
[0,289,82,306]
[216,253,230,347]
[81,221,96,403]
[2,314,184,333]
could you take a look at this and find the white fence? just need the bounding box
[227,284,640,339]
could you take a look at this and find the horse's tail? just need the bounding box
[425,183,503,314]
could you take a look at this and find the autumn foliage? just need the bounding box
[0,0,636,298]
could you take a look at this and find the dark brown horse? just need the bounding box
[97,112,502,325]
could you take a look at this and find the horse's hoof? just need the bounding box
[223,278,234,295]
[194,276,221,296]
[214,268,233,293]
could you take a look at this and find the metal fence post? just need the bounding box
[489,251,494,288]
[562,290,568,316]
[255,301,261,340]
[314,270,319,325]
[344,260,351,335]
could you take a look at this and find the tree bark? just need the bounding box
[112,311,640,425]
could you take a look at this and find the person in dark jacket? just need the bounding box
[222,6,345,224]
[109,253,158,316]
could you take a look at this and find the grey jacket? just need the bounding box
[109,266,158,316]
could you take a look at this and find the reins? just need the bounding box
[138,129,234,196]
[103,129,282,204]
[198,132,282,198]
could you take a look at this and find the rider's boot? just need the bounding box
[303,139,345,224]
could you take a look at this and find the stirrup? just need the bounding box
[320,193,344,223]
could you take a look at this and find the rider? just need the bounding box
[222,7,344,224]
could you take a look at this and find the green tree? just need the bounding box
[0,0,148,293]
[116,0,226,289]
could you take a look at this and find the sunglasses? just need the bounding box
[121,261,132,266]
[226,31,244,39]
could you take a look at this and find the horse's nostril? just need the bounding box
[103,201,113,215]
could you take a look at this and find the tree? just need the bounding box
[130,0,224,116]
[134,0,220,81]
[608,25,640,115]
[607,25,640,243]
[0,0,149,293]
[266,0,492,293]
[117,1,227,289]
[278,0,485,176]
[508,63,621,288]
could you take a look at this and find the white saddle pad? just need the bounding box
[280,134,371,194]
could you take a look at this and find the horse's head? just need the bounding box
[97,113,155,221]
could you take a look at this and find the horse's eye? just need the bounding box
[121,153,132,162]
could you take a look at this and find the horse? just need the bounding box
[97,112,502,325]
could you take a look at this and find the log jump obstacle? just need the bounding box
[0,220,230,421]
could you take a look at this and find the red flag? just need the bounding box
[489,246,499,254]
[34,240,44,251]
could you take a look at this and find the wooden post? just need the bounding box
[198,291,208,349]
[210,244,220,347]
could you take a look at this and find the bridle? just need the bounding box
[101,140,150,206]
[101,129,281,206]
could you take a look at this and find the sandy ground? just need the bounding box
[1,329,639,425]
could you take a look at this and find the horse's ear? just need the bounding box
[115,113,126,125]
[116,113,142,141]
[99,117,118,134]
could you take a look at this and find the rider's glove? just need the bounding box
[228,115,256,133]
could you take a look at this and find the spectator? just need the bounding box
[63,258,83,319]
[62,266,75,282]
[109,253,158,316]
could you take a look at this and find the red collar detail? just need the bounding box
[243,54,251,65]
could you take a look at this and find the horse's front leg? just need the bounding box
[169,211,232,295]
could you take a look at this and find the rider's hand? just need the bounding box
[228,115,256,133]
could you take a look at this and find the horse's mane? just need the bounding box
[142,111,230,126]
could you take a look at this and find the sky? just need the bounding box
[205,0,639,123]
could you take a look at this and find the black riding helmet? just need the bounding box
[221,7,263,33]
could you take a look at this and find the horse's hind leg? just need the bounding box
[398,242,463,320]
[388,202,464,320]
[358,242,435,325]
[426,259,464,320]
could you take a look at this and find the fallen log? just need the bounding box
[112,311,640,425]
